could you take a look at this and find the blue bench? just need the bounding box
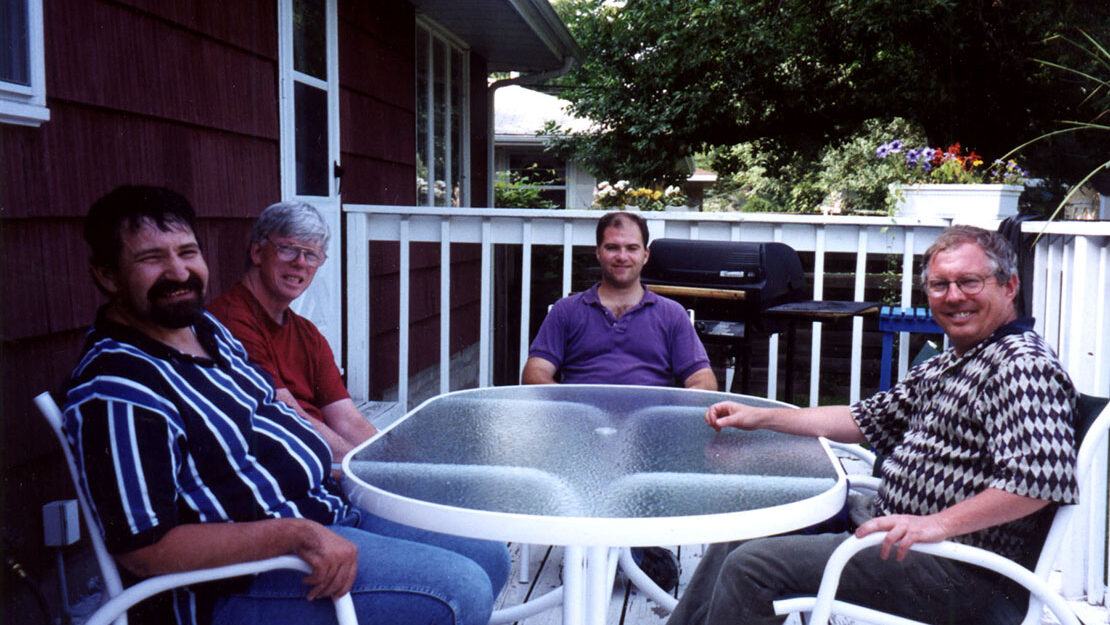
[878,306,943,391]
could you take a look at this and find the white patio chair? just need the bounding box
[34,392,358,625]
[825,440,881,496]
[773,394,1110,625]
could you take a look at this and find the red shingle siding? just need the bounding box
[47,1,279,141]
[2,0,282,564]
[339,0,416,204]
[469,53,490,208]
[3,0,496,565]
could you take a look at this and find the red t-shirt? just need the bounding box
[209,282,349,422]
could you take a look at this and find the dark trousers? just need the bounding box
[667,496,1026,625]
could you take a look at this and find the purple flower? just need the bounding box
[876,140,904,159]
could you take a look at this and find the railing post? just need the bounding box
[439,218,451,395]
[398,217,410,409]
[479,218,493,387]
[1031,237,1048,337]
[518,220,534,378]
[809,226,826,407]
[850,228,868,403]
[562,222,574,298]
[344,211,370,403]
[766,225,783,401]
[898,229,915,380]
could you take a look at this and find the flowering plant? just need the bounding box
[875,141,1028,186]
[593,180,686,210]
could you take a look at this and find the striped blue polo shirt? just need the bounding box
[64,308,348,624]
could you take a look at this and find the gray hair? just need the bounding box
[249,201,330,249]
[920,225,1018,287]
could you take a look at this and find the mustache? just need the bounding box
[147,274,204,301]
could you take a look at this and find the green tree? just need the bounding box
[550,0,1108,186]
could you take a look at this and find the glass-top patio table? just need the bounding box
[343,385,847,625]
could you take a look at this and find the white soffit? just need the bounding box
[410,0,581,72]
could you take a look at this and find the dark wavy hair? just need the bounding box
[85,186,197,269]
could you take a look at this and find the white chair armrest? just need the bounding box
[845,475,881,495]
[85,555,357,625]
[773,596,928,625]
[825,441,877,468]
[802,533,1078,625]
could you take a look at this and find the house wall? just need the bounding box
[0,0,489,577]
[345,0,487,394]
[0,0,281,574]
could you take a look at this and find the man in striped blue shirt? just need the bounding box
[64,186,509,625]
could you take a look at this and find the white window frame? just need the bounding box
[277,0,343,366]
[278,0,340,201]
[416,16,470,207]
[1,0,50,127]
[495,144,570,208]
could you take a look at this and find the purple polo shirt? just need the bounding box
[528,283,711,386]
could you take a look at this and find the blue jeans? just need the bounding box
[211,509,511,625]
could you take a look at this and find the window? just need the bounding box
[500,147,568,208]
[279,0,338,199]
[416,19,469,207]
[277,0,343,364]
[0,0,49,126]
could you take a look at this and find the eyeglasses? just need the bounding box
[267,238,326,267]
[924,274,995,297]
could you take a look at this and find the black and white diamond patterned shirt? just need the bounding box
[850,317,1078,564]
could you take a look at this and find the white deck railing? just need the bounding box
[1028,220,1110,608]
[344,205,1110,607]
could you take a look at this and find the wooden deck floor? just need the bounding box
[493,542,701,625]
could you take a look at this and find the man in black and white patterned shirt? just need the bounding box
[668,226,1078,625]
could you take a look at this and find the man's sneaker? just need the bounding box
[630,546,680,593]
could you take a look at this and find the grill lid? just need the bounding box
[643,239,805,298]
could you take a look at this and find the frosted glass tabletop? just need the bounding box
[343,385,846,546]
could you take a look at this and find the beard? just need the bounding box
[146,275,206,329]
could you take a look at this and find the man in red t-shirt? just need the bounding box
[211,202,376,460]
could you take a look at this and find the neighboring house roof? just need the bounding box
[494,85,591,145]
[412,0,581,72]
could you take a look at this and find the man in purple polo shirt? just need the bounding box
[522,211,716,390]
[521,210,716,592]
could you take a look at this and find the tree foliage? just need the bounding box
[549,0,1109,186]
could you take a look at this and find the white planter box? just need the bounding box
[893,184,1022,225]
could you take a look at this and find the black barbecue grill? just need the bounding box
[642,239,807,331]
[641,239,809,392]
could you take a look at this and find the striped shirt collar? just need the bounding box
[89,305,226,367]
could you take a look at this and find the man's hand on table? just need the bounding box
[854,514,950,562]
[705,401,765,432]
[704,401,865,443]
